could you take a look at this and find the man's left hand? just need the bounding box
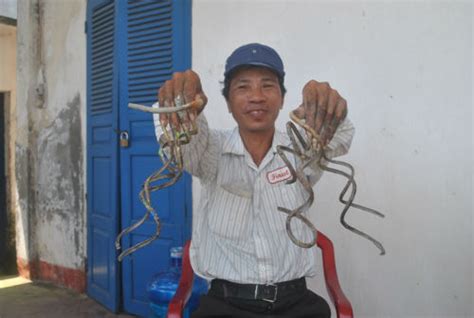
[293,80,348,146]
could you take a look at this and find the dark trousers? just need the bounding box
[191,283,330,318]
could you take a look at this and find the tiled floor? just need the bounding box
[0,276,135,318]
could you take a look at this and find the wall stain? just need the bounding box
[36,93,84,258]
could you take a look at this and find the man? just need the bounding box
[155,43,354,317]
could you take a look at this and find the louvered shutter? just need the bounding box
[86,0,119,312]
[118,1,192,316]
[87,0,192,315]
[127,1,173,105]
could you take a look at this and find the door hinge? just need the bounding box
[84,21,87,34]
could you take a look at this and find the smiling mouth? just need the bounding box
[247,110,267,117]
[247,110,267,120]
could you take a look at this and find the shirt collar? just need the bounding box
[222,127,288,156]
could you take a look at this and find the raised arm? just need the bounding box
[157,70,207,129]
[293,80,354,158]
[284,80,354,186]
[153,70,219,181]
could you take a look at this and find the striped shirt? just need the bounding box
[154,111,355,284]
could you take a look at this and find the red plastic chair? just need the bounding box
[167,231,353,318]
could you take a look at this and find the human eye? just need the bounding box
[233,82,250,91]
[262,81,278,89]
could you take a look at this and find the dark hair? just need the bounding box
[221,65,287,101]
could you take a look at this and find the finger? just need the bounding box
[335,97,347,121]
[302,81,318,129]
[304,91,318,129]
[158,81,173,128]
[292,104,305,119]
[176,110,190,134]
[323,97,346,145]
[180,107,194,132]
[187,104,199,135]
[183,71,200,124]
[315,82,330,108]
[169,73,185,130]
[321,89,339,134]
[188,94,204,124]
[322,116,338,146]
[183,70,199,104]
[314,102,326,135]
[176,105,191,131]
[314,84,331,133]
[172,72,185,101]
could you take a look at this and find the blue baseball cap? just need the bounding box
[224,43,285,79]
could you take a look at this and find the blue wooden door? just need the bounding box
[87,0,192,316]
[86,0,120,312]
[117,1,192,316]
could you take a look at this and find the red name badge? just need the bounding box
[267,166,292,184]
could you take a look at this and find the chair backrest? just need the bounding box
[316,231,354,318]
[168,232,353,318]
[167,241,193,318]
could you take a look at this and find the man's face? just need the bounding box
[227,66,283,136]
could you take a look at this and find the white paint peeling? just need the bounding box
[16,0,86,270]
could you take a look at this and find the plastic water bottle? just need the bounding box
[147,246,208,317]
[147,247,182,317]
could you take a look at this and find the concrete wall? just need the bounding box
[16,0,86,291]
[192,1,473,317]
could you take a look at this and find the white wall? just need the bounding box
[16,0,86,271]
[193,1,473,317]
[34,0,87,269]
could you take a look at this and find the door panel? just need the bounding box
[86,0,119,312]
[87,1,192,315]
[118,1,192,316]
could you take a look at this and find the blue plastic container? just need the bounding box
[147,246,208,318]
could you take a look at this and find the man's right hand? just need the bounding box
[158,70,208,131]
